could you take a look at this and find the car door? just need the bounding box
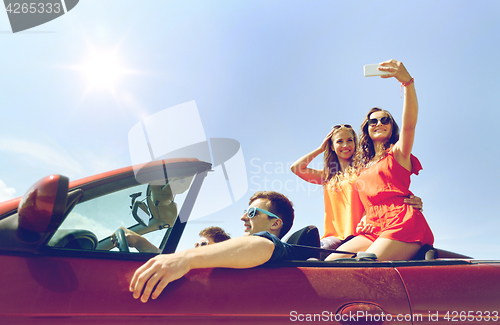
[0,159,413,324]
[0,254,414,324]
[396,260,500,324]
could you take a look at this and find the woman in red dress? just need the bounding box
[326,59,433,261]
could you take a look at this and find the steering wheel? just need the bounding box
[115,228,130,253]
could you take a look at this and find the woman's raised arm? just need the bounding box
[290,130,333,184]
[380,59,418,170]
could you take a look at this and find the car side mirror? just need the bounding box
[17,175,69,240]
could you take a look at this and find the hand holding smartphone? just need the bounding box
[364,64,391,77]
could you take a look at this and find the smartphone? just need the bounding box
[364,64,391,77]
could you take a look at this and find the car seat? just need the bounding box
[412,244,472,260]
[285,225,321,247]
[285,225,321,260]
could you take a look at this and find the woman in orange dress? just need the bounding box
[291,125,364,249]
[326,59,433,261]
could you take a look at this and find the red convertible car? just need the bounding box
[0,158,499,324]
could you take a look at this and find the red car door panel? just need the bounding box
[397,263,500,324]
[0,254,413,324]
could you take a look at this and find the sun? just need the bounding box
[77,48,131,94]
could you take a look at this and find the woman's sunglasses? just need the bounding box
[332,124,352,130]
[243,207,280,219]
[368,116,391,126]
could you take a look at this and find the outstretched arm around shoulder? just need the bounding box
[129,235,275,303]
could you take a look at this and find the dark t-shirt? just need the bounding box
[252,231,301,263]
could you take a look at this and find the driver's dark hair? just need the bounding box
[199,226,231,243]
[249,191,294,239]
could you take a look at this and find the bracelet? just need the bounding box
[401,78,414,87]
[400,78,414,98]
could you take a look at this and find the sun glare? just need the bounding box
[78,49,129,93]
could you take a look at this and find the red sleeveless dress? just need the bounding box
[355,150,434,246]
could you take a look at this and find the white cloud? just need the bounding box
[60,211,114,240]
[0,137,84,177]
[0,137,127,180]
[0,180,16,202]
[74,148,125,176]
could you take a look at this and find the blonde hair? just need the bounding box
[323,126,358,189]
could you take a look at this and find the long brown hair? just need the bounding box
[357,107,399,166]
[323,125,358,186]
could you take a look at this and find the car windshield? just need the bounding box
[50,183,183,251]
[46,160,211,253]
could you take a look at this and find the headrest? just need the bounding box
[147,184,178,226]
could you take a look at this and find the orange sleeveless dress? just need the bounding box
[355,150,434,246]
[323,175,364,241]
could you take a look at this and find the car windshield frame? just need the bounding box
[0,159,212,258]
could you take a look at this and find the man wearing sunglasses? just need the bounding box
[129,191,301,303]
[195,226,231,248]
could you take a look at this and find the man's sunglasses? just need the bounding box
[368,116,391,126]
[244,207,280,219]
[332,124,352,130]
[195,241,209,248]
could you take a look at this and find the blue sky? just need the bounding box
[1,0,500,259]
